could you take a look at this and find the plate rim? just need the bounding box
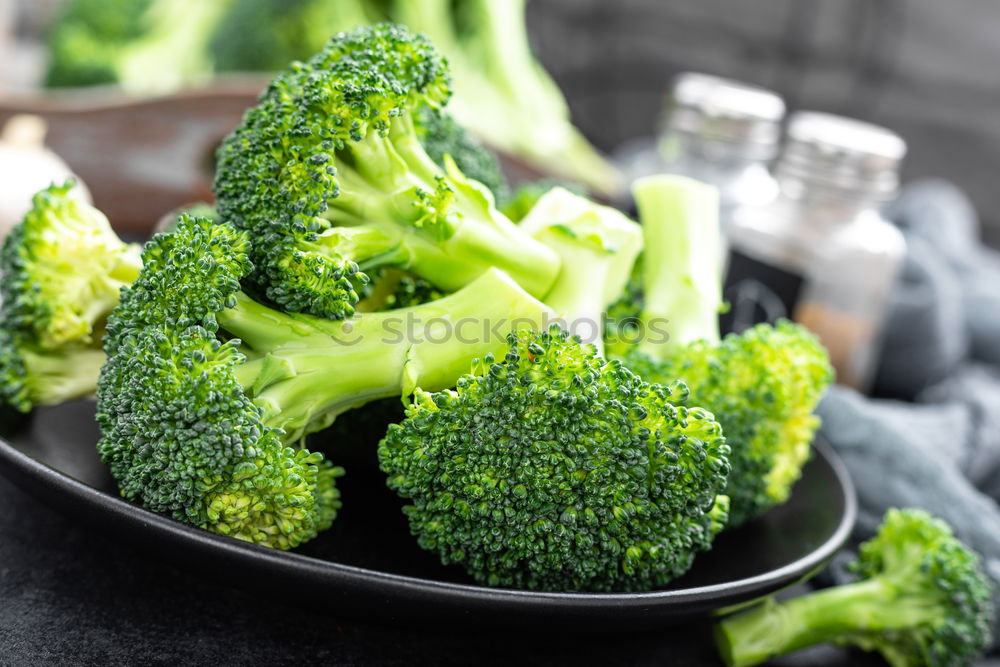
[0,430,856,609]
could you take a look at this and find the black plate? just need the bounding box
[0,400,855,631]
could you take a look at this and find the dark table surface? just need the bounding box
[0,471,893,667]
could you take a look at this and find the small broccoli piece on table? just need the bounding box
[0,182,141,412]
[97,214,552,549]
[612,175,833,526]
[214,23,560,321]
[519,187,642,355]
[716,508,995,666]
[378,325,731,591]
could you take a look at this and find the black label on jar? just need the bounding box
[720,249,805,334]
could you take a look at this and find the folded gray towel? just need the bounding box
[884,179,1000,371]
[919,363,1000,496]
[873,234,968,398]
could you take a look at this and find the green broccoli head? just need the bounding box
[98,214,342,549]
[0,182,141,412]
[213,23,559,321]
[378,325,731,592]
[98,323,344,549]
[625,321,833,526]
[716,508,995,666]
[98,214,552,548]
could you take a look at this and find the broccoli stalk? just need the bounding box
[615,175,833,526]
[391,0,624,198]
[214,24,560,321]
[378,325,730,591]
[634,175,723,357]
[221,267,553,444]
[0,182,141,412]
[98,215,553,548]
[519,187,642,355]
[715,509,995,666]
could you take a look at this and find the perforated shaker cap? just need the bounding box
[664,73,786,159]
[777,111,907,199]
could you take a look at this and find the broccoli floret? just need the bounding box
[378,325,730,591]
[715,508,995,666]
[46,0,232,93]
[214,23,560,321]
[97,214,552,548]
[0,182,141,412]
[611,175,833,526]
[519,187,642,355]
[414,107,509,202]
[210,0,378,72]
[391,0,624,198]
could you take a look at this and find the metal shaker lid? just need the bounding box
[664,73,786,158]
[777,111,907,199]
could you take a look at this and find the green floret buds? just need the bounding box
[715,508,995,666]
[378,325,730,592]
[214,23,559,321]
[98,324,343,549]
[0,181,141,412]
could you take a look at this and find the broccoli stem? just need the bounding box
[634,175,722,360]
[715,578,939,667]
[221,269,552,442]
[475,0,539,100]
[316,113,560,298]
